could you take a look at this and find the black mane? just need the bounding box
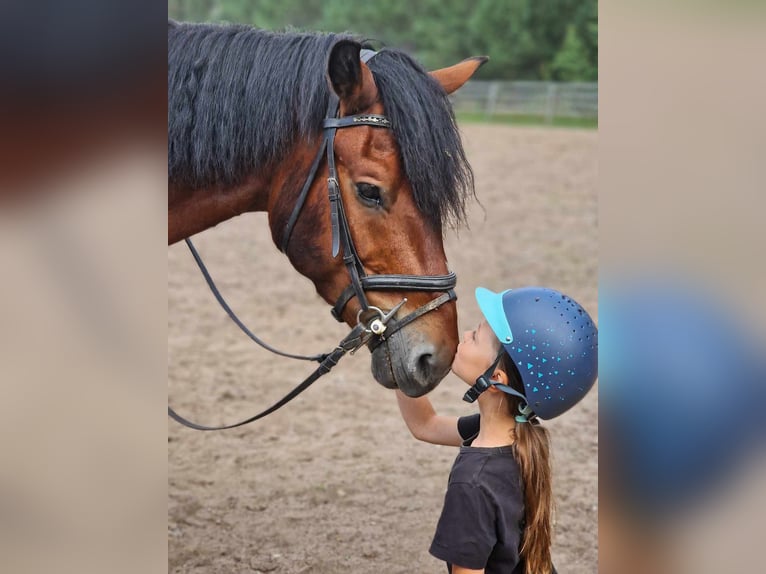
[168,21,473,229]
[367,50,474,229]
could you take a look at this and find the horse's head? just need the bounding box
[271,40,485,397]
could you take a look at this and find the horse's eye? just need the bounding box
[356,182,382,206]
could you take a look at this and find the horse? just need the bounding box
[168,20,486,398]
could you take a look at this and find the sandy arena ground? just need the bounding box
[169,124,598,573]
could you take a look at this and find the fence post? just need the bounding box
[485,81,499,120]
[545,83,558,125]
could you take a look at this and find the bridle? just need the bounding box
[169,49,457,431]
[281,49,458,344]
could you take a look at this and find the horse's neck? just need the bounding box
[167,140,322,246]
[167,172,271,245]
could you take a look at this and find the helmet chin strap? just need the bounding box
[463,351,528,404]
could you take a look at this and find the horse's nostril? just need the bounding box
[417,353,435,379]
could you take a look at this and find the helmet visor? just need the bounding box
[475,287,514,345]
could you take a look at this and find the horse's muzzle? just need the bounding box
[369,329,452,397]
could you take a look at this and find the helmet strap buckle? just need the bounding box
[515,403,535,423]
[462,351,505,404]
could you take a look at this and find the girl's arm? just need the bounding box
[395,390,463,446]
[452,567,484,574]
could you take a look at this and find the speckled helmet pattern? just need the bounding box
[476,287,598,420]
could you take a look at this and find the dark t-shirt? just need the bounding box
[457,412,482,442]
[429,414,526,574]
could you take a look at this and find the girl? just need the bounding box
[396,286,598,574]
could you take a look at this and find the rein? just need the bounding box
[168,322,368,431]
[168,49,457,430]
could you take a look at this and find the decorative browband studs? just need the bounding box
[353,115,392,127]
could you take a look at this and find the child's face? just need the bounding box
[451,319,499,384]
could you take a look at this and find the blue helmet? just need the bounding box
[471,286,598,420]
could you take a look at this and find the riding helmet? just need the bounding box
[475,286,598,419]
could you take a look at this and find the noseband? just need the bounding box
[169,49,457,430]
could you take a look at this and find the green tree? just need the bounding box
[466,0,594,81]
[571,0,598,79]
[168,0,217,22]
[167,0,598,82]
[213,0,324,30]
[552,25,595,81]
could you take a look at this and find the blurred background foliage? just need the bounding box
[168,0,597,81]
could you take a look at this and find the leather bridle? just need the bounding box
[168,49,457,430]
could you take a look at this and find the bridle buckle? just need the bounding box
[356,298,408,336]
[369,318,386,335]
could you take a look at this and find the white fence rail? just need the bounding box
[449,81,598,124]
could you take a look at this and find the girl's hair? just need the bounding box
[498,349,554,574]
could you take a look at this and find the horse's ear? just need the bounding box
[327,40,377,115]
[430,56,489,95]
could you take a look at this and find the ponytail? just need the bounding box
[514,418,553,574]
[500,353,554,574]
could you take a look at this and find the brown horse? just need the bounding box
[168,21,485,397]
